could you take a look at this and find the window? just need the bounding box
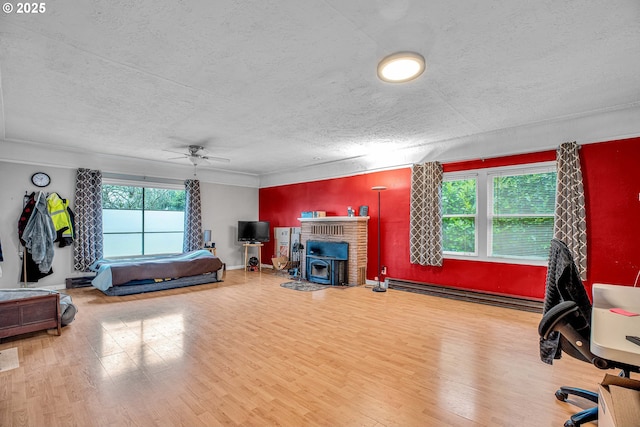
[489,169,557,260]
[102,184,186,258]
[442,177,477,255]
[442,163,556,264]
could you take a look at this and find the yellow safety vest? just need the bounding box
[47,193,73,241]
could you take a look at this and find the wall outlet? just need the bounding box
[381,266,387,275]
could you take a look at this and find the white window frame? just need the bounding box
[442,172,479,256]
[443,161,556,266]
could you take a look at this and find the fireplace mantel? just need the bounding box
[298,216,368,285]
[298,216,369,222]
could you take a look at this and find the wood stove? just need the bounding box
[305,240,348,286]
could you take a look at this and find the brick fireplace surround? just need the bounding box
[298,216,368,286]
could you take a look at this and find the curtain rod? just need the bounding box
[102,172,184,186]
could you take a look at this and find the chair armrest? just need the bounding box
[538,301,579,339]
[539,300,610,369]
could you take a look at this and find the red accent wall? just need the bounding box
[259,137,640,299]
[582,138,640,291]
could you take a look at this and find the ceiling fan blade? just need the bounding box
[163,148,189,156]
[201,155,231,163]
[163,145,229,164]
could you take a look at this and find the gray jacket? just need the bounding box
[22,192,57,273]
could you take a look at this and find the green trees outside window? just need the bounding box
[102,185,185,210]
[442,178,477,254]
[442,165,557,262]
[490,171,557,259]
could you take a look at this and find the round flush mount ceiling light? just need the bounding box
[377,52,426,83]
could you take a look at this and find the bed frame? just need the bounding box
[0,293,61,340]
[92,250,224,296]
[101,272,221,296]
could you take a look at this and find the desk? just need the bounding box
[591,283,640,367]
[243,243,263,271]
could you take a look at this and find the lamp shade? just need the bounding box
[203,229,212,243]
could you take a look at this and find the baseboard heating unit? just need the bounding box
[386,278,543,313]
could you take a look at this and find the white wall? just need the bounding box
[0,160,258,289]
[0,162,77,288]
[200,181,258,269]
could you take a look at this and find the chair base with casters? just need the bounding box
[554,387,598,427]
[538,300,639,427]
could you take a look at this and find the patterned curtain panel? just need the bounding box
[554,141,587,280]
[410,162,444,266]
[183,179,203,252]
[73,168,103,272]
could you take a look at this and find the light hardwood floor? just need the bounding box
[0,270,606,426]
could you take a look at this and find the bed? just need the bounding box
[90,249,224,296]
[0,289,77,340]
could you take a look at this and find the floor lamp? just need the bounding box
[371,186,387,292]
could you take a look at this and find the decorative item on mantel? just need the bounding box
[359,206,368,216]
[347,206,355,217]
[301,211,326,218]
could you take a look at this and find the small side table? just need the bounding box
[243,243,264,271]
[203,247,217,256]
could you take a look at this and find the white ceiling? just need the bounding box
[1,0,639,187]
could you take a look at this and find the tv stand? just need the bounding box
[243,243,264,272]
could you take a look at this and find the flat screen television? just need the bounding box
[237,220,270,243]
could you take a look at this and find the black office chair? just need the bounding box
[538,239,639,427]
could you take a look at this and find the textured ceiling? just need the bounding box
[1,0,639,185]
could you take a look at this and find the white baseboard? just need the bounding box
[33,284,67,291]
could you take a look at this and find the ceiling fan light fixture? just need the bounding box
[188,145,204,155]
[189,156,200,166]
[377,52,425,83]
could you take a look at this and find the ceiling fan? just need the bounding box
[165,145,231,166]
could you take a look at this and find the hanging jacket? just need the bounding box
[47,192,74,247]
[21,250,53,282]
[19,192,37,244]
[18,192,54,281]
[22,192,57,273]
[539,239,592,364]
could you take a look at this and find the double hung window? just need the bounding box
[489,168,557,260]
[442,163,556,264]
[442,177,477,255]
